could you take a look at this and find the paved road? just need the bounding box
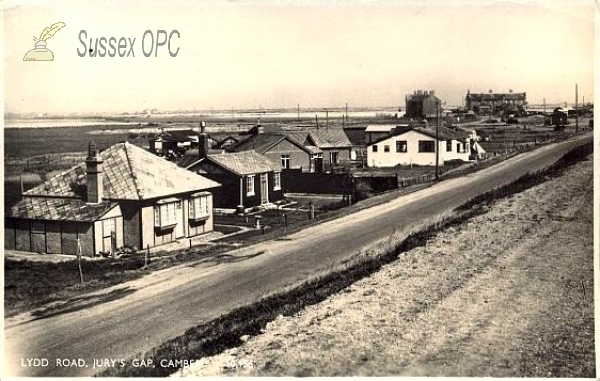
[3,133,592,377]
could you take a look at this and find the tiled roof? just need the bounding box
[152,129,199,142]
[9,197,116,221]
[365,125,397,133]
[307,130,352,148]
[368,126,470,146]
[286,132,310,145]
[23,142,221,201]
[201,151,278,176]
[229,133,315,155]
[467,93,526,101]
[413,126,470,140]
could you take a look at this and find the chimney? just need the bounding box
[429,90,435,96]
[85,141,104,203]
[198,121,208,159]
[255,118,264,134]
[509,89,513,93]
[489,89,493,94]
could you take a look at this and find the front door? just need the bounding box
[260,174,269,204]
[175,201,184,238]
[314,157,323,173]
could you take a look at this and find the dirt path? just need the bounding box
[178,156,594,377]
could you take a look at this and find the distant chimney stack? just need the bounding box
[429,90,435,96]
[198,121,208,159]
[85,141,104,203]
[509,89,513,93]
[489,89,493,94]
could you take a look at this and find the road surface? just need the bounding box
[3,133,592,376]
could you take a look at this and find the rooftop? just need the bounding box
[307,129,353,148]
[22,142,221,202]
[201,151,279,176]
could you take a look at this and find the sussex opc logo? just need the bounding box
[23,22,66,61]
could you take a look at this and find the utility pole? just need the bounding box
[543,98,546,115]
[435,100,440,180]
[326,110,329,128]
[575,83,579,133]
[346,102,348,119]
[297,103,300,122]
[315,114,319,130]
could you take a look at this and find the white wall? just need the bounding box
[366,130,473,167]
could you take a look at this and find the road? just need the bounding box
[3,133,592,377]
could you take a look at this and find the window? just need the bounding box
[331,151,339,164]
[396,141,407,153]
[273,172,281,190]
[372,144,378,152]
[102,218,115,235]
[446,140,452,152]
[457,142,462,153]
[418,140,435,153]
[247,175,255,196]
[383,145,390,153]
[154,199,179,229]
[189,192,210,221]
[281,155,290,169]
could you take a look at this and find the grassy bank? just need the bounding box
[101,141,593,377]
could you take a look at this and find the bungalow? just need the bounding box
[228,126,322,172]
[148,129,200,157]
[180,150,283,210]
[366,126,473,167]
[551,108,568,127]
[293,130,353,171]
[5,142,221,256]
[364,124,397,144]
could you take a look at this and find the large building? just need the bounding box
[405,90,441,119]
[465,89,527,115]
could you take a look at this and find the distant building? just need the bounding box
[228,124,323,172]
[465,89,527,115]
[405,90,441,119]
[551,108,568,127]
[148,129,200,157]
[364,125,397,145]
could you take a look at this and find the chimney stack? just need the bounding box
[198,121,208,159]
[489,89,493,94]
[85,141,104,203]
[255,118,264,134]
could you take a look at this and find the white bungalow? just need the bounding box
[366,126,474,168]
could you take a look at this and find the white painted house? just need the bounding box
[366,126,474,167]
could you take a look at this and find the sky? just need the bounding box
[3,0,597,115]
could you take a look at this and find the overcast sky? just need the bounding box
[3,0,596,114]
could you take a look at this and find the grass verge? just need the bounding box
[100,141,593,377]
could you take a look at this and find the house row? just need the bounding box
[149,123,355,174]
[465,89,527,115]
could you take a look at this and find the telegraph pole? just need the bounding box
[435,100,440,180]
[575,83,579,133]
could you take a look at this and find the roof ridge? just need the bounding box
[121,143,143,200]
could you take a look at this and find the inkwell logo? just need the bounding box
[23,22,66,61]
